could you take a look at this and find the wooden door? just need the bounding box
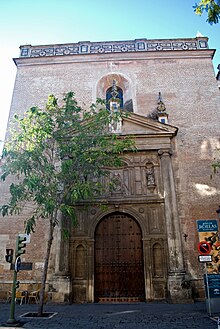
[94,212,145,302]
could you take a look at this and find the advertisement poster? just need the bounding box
[197,220,220,274]
[204,274,220,298]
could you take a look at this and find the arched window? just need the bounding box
[106,86,123,110]
[152,243,164,277]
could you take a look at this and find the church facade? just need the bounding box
[0,37,220,303]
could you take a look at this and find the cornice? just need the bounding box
[13,48,215,67]
[18,37,209,58]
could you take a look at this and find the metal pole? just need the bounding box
[205,266,212,317]
[7,267,17,324]
[6,235,21,326]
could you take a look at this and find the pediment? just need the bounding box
[121,112,178,137]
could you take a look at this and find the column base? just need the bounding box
[48,275,71,303]
[168,272,193,303]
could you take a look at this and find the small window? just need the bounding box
[124,99,133,112]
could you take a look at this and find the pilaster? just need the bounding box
[49,213,71,302]
[158,149,192,302]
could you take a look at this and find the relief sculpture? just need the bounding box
[110,173,125,195]
[146,163,156,187]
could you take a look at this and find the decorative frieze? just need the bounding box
[19,38,209,58]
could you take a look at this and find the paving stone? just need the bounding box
[0,302,218,329]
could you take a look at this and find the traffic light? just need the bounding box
[5,248,14,263]
[16,281,20,289]
[16,236,27,257]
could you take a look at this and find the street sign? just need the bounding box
[198,255,212,263]
[198,241,212,255]
[197,220,218,232]
[15,256,21,272]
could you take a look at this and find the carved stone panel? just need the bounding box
[150,238,168,300]
[99,152,161,200]
[148,206,165,234]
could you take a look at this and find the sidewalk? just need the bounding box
[0,302,218,329]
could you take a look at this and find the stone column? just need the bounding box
[158,149,192,302]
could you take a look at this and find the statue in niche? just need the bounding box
[111,173,125,194]
[107,80,122,133]
[146,163,156,187]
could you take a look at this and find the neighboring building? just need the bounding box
[0,37,220,303]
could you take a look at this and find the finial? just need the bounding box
[156,92,168,124]
[157,92,166,112]
[196,31,203,37]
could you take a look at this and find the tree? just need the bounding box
[212,150,220,173]
[193,0,220,24]
[0,92,134,316]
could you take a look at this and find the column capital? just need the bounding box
[158,149,172,158]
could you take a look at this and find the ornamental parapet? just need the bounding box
[19,37,209,58]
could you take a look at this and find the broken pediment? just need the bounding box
[118,112,178,151]
[121,112,178,136]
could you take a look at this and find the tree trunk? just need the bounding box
[37,216,55,316]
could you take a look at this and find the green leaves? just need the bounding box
[212,159,220,173]
[0,204,10,217]
[0,92,134,233]
[24,215,36,234]
[193,0,220,24]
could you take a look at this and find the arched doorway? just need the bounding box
[94,212,145,302]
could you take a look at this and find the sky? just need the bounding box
[0,0,219,147]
